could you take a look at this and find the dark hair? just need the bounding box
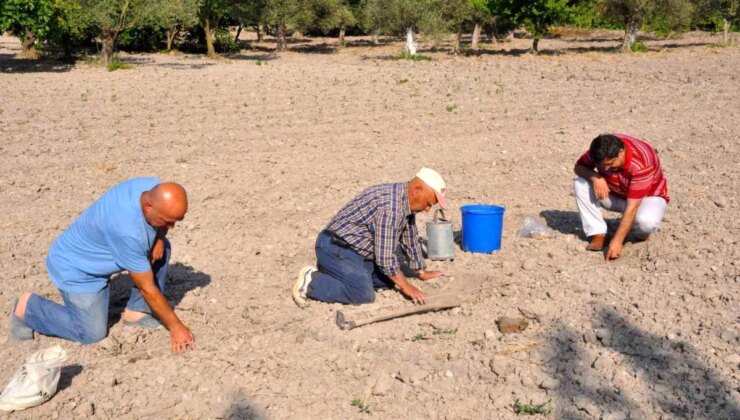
[589,134,624,163]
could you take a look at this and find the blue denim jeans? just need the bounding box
[307,232,394,304]
[24,241,170,344]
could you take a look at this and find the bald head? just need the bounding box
[141,182,188,229]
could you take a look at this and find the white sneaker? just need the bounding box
[292,266,317,308]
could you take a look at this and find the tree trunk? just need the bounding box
[338,25,346,48]
[630,22,638,46]
[101,31,116,66]
[277,23,287,52]
[405,27,417,55]
[20,30,38,58]
[204,18,217,57]
[166,28,177,51]
[235,25,243,43]
[723,18,730,44]
[256,24,264,42]
[452,30,462,54]
[471,23,481,51]
[621,19,633,52]
[532,37,539,54]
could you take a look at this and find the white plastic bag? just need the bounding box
[517,216,554,239]
[0,345,67,412]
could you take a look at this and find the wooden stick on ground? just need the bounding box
[336,300,462,330]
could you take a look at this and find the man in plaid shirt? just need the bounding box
[292,168,447,307]
[574,134,669,260]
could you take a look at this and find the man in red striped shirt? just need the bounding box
[573,134,669,260]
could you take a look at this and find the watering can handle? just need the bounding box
[433,208,447,223]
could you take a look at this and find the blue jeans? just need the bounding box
[24,241,171,344]
[307,232,394,304]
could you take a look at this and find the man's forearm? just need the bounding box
[130,271,182,330]
[614,200,641,242]
[574,164,599,180]
[388,272,412,290]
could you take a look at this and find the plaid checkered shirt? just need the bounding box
[325,182,426,277]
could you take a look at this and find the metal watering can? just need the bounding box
[426,209,455,261]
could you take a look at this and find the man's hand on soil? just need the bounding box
[416,270,442,281]
[605,241,622,261]
[400,284,427,305]
[170,323,195,354]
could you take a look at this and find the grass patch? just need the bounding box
[398,78,409,84]
[394,50,432,61]
[107,59,133,72]
[445,104,458,113]
[432,327,458,336]
[631,41,649,53]
[513,399,552,416]
[350,398,371,414]
[412,332,429,341]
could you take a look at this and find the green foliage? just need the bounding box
[215,27,239,52]
[513,398,552,415]
[360,0,444,36]
[350,398,371,413]
[411,332,428,341]
[393,50,432,60]
[0,0,55,47]
[630,40,648,51]
[432,327,458,335]
[489,0,575,51]
[304,0,357,34]
[147,0,198,34]
[118,25,166,50]
[106,57,133,70]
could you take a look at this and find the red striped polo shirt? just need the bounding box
[576,134,669,203]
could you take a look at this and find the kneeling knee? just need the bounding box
[349,289,376,305]
[635,216,660,235]
[79,324,108,345]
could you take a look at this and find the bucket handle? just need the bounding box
[433,208,448,223]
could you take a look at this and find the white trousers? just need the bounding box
[573,177,666,238]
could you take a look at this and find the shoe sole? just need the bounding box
[292,267,313,309]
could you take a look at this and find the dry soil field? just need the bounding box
[0,30,739,419]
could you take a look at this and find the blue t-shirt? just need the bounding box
[46,177,160,293]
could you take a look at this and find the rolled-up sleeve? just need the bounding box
[373,210,401,276]
[399,215,425,272]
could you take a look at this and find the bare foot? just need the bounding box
[586,234,608,251]
[122,309,148,323]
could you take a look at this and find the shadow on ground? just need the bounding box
[57,364,83,392]
[108,262,211,325]
[543,305,740,419]
[0,53,74,73]
[221,392,265,420]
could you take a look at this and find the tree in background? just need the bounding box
[231,0,265,43]
[304,0,358,48]
[490,0,573,53]
[360,0,444,55]
[198,0,233,56]
[696,0,739,43]
[46,0,93,58]
[79,0,150,65]
[263,0,305,51]
[469,0,492,51]
[602,0,695,52]
[0,0,54,56]
[149,0,198,51]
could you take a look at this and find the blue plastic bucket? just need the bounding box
[461,204,506,253]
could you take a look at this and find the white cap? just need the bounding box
[416,167,447,209]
